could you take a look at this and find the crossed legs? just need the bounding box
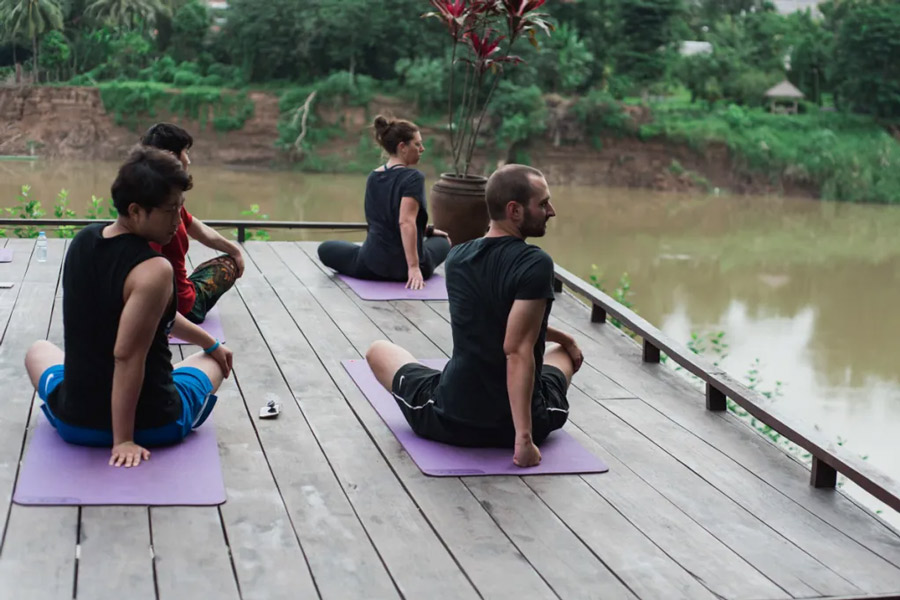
[25,340,227,394]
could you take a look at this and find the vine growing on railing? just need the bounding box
[231,204,270,241]
[2,187,118,238]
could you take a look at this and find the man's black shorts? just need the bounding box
[390,362,569,448]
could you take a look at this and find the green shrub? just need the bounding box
[574,88,633,144]
[99,81,254,131]
[490,82,548,151]
[395,57,445,113]
[173,70,202,87]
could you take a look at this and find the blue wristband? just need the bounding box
[204,339,220,354]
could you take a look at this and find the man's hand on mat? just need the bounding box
[406,267,425,290]
[110,441,150,468]
[563,339,584,373]
[210,344,234,378]
[230,251,246,278]
[513,434,542,468]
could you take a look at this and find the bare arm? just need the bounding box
[504,299,549,467]
[186,218,245,276]
[399,196,423,289]
[110,257,173,465]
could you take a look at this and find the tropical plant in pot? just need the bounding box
[425,0,553,244]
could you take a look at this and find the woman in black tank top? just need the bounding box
[317,115,451,290]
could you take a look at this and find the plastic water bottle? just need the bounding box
[36,231,47,263]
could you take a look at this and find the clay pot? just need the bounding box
[430,173,489,246]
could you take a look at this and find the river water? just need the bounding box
[3,159,899,524]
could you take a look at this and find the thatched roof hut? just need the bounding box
[764,80,805,114]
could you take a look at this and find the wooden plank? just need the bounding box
[551,291,900,569]
[559,389,789,600]
[183,245,323,600]
[78,508,156,600]
[291,241,639,599]
[150,506,240,599]
[0,238,37,344]
[465,477,638,600]
[603,398,900,594]
[0,506,77,600]
[0,239,77,600]
[46,288,157,600]
[400,286,784,600]
[561,389,859,595]
[523,473,720,600]
[217,285,398,599]
[241,242,485,599]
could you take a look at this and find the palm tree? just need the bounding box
[84,0,169,30]
[1,0,65,83]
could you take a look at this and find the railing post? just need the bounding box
[642,339,660,363]
[810,456,837,489]
[706,383,726,411]
[552,277,563,293]
[238,226,246,244]
[591,304,607,323]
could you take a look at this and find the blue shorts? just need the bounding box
[37,364,217,447]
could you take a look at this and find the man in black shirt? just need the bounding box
[367,164,583,467]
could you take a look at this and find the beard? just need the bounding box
[521,211,548,238]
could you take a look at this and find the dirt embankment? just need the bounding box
[0,85,280,165]
[0,85,815,197]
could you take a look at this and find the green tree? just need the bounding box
[526,23,595,95]
[789,20,830,105]
[613,0,683,93]
[85,0,168,29]
[552,0,617,86]
[1,0,64,81]
[38,28,68,79]
[168,0,208,62]
[830,1,900,118]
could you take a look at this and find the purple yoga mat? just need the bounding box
[169,305,226,345]
[0,248,13,262]
[343,358,609,476]
[337,273,449,301]
[13,418,226,506]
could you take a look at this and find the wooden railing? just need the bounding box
[552,264,900,514]
[0,218,368,243]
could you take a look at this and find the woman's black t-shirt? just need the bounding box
[359,165,428,280]
[47,223,180,430]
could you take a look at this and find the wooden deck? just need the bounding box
[1,236,899,600]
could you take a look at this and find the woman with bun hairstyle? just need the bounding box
[318,115,450,289]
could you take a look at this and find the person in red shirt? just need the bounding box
[141,123,245,323]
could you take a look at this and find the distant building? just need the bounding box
[680,41,713,57]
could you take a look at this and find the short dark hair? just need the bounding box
[140,122,193,155]
[372,114,418,155]
[111,146,193,214]
[485,164,545,220]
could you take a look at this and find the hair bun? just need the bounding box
[373,115,391,138]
